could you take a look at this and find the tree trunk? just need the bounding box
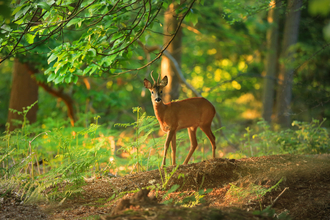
[262,0,281,123]
[275,0,302,127]
[7,59,38,131]
[161,3,182,103]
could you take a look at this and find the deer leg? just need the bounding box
[183,127,198,165]
[162,130,175,168]
[200,124,216,158]
[170,132,177,165]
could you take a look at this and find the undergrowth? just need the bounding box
[0,102,329,207]
[228,118,329,158]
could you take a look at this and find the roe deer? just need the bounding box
[144,74,216,167]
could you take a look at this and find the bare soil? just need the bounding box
[1,154,330,220]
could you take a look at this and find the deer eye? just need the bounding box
[151,91,154,94]
[160,91,162,93]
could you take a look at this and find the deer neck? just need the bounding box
[152,101,167,121]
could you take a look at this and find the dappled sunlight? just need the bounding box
[193,65,202,74]
[241,109,261,120]
[231,80,241,90]
[238,61,247,72]
[220,59,232,67]
[235,93,262,120]
[207,48,217,55]
[236,93,256,104]
[214,69,222,82]
[190,75,204,89]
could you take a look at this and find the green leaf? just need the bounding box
[65,74,72,83]
[48,53,57,64]
[11,4,25,16]
[72,75,78,84]
[25,33,35,44]
[37,2,51,11]
[88,48,97,57]
[54,74,65,84]
[60,63,70,74]
[44,67,54,75]
[47,73,56,82]
[1,24,12,32]
[186,12,198,26]
[67,18,81,27]
[15,5,31,20]
[198,188,213,195]
[71,53,82,62]
[101,54,117,67]
[162,2,169,10]
[89,65,99,76]
[54,62,64,74]
[162,184,180,200]
[83,64,99,76]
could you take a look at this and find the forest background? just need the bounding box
[0,0,330,199]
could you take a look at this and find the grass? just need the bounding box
[0,102,329,206]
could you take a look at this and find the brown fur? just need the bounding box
[144,75,216,167]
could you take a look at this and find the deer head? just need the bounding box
[144,72,168,103]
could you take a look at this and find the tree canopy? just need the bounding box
[0,0,196,84]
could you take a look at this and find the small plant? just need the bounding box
[0,102,119,204]
[114,107,160,172]
[253,206,291,220]
[159,165,179,190]
[227,177,283,210]
[161,184,180,205]
[180,188,213,207]
[240,118,329,157]
[157,170,212,207]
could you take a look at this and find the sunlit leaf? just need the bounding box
[88,48,97,57]
[48,53,57,64]
[47,72,56,82]
[101,54,117,67]
[67,18,82,27]
[54,74,65,84]
[25,33,35,44]
[15,5,31,20]
[72,75,78,84]
[37,2,51,11]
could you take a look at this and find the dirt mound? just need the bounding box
[0,190,47,220]
[2,154,330,219]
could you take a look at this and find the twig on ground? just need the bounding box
[270,187,289,208]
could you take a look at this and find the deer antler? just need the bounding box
[150,71,155,85]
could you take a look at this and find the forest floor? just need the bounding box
[1,154,330,220]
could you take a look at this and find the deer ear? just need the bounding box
[144,79,152,89]
[160,76,168,86]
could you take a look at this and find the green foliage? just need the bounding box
[1,0,330,209]
[159,165,179,190]
[0,0,12,21]
[236,119,330,158]
[222,0,271,24]
[253,206,291,220]
[0,0,196,83]
[155,167,212,207]
[160,183,212,207]
[0,60,12,128]
[180,188,212,207]
[228,177,283,210]
[0,102,119,203]
[309,0,330,16]
[161,184,180,205]
[115,107,161,170]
